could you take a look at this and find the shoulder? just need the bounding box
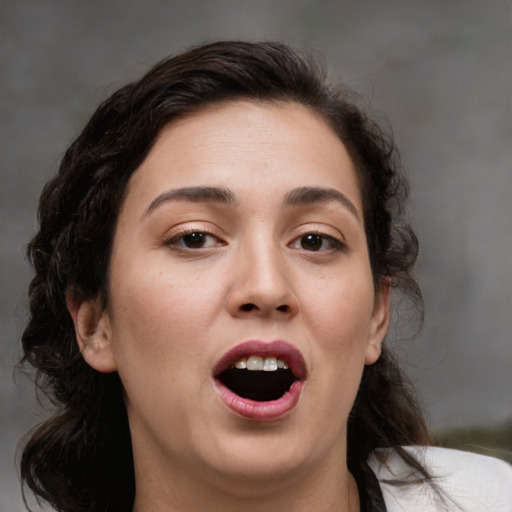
[367,446,512,512]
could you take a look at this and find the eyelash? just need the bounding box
[289,231,345,253]
[163,228,225,251]
[163,228,345,254]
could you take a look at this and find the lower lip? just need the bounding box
[214,379,304,421]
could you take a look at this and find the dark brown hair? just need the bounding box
[20,41,431,512]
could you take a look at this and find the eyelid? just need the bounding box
[292,223,346,243]
[162,224,227,251]
[289,227,346,252]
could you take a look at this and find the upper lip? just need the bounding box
[212,340,307,380]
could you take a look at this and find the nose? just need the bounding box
[226,239,299,320]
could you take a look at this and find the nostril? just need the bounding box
[238,303,291,313]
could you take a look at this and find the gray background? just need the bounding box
[1,1,511,510]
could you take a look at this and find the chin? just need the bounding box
[195,428,327,497]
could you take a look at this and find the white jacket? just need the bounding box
[368,446,512,511]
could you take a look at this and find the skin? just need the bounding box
[68,100,390,512]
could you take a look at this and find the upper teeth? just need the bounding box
[234,356,289,371]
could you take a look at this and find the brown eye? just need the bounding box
[300,234,323,251]
[165,230,224,250]
[290,232,345,252]
[182,232,208,248]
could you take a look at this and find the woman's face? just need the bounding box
[77,100,389,495]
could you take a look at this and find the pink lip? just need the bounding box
[212,340,307,421]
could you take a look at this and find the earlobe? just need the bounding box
[66,293,117,373]
[365,279,391,365]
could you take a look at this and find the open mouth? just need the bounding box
[213,341,307,420]
[217,356,298,402]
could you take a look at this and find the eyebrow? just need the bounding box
[143,185,359,220]
[284,187,360,220]
[143,186,237,217]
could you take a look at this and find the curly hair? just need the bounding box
[20,41,431,512]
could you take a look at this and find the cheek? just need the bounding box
[303,271,375,348]
[106,269,220,424]
[107,262,223,372]
[297,274,376,445]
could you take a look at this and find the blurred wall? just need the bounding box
[1,1,511,510]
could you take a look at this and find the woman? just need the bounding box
[20,41,511,512]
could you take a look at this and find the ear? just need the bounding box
[365,278,391,365]
[66,293,117,373]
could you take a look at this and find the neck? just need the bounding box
[131,448,360,512]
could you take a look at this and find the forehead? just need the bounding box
[122,100,362,217]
